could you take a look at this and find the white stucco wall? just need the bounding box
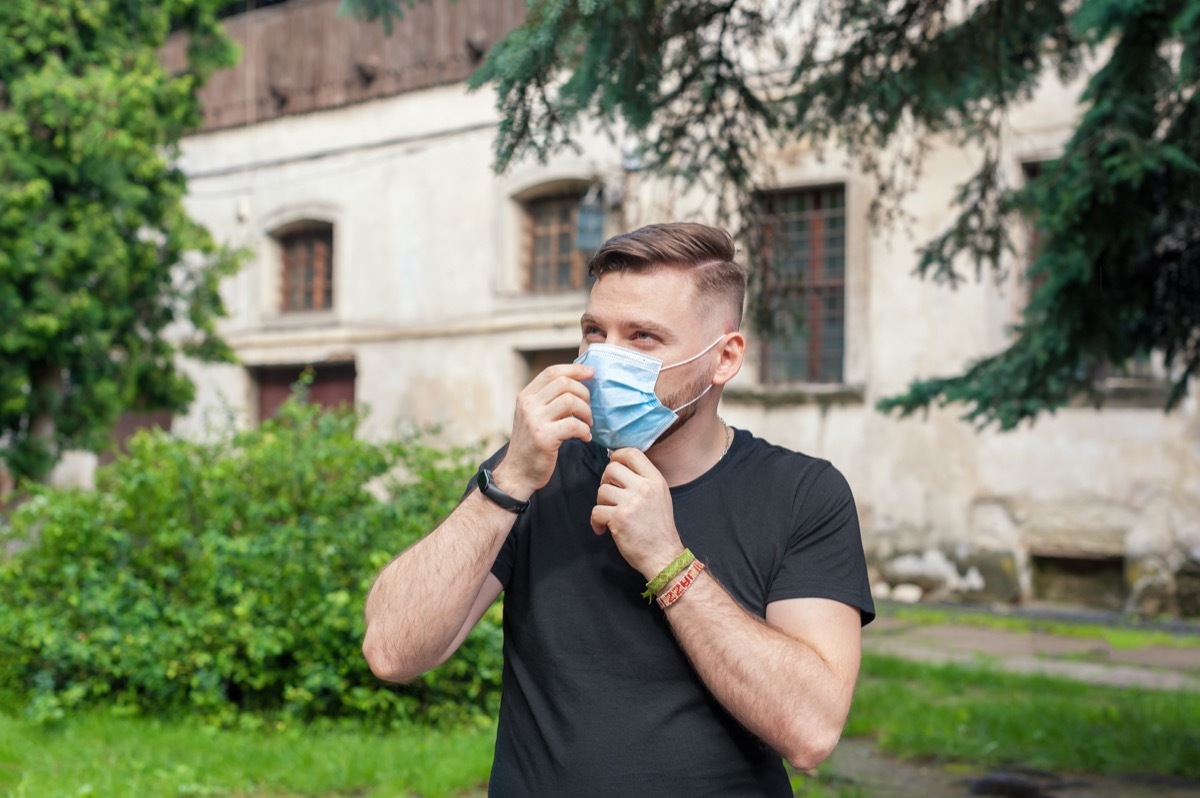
[173,64,1200,613]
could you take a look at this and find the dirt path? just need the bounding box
[819,738,1200,798]
[863,619,1200,692]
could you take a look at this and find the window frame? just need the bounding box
[275,221,335,314]
[250,361,357,423]
[755,184,848,385]
[520,186,591,295]
[520,346,581,384]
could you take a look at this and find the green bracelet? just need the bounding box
[641,549,696,603]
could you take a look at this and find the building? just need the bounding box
[166,0,1200,615]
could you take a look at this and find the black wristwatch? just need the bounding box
[476,467,530,514]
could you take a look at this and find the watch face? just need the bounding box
[476,467,526,512]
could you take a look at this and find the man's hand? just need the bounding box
[493,363,594,500]
[591,448,685,580]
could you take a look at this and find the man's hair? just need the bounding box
[587,222,747,328]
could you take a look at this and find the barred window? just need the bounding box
[1022,161,1049,298]
[757,185,847,383]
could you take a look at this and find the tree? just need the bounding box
[0,0,242,482]
[342,0,1200,430]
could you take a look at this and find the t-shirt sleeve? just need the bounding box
[767,461,876,625]
[491,519,518,587]
[462,445,518,588]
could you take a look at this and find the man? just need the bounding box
[363,222,875,796]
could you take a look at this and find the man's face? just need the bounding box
[579,268,722,415]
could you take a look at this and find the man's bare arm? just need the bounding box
[361,363,593,683]
[362,493,512,682]
[664,587,862,770]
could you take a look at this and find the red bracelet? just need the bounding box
[657,560,706,609]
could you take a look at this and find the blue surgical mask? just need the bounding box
[574,336,725,451]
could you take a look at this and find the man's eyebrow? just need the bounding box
[580,313,674,338]
[626,319,674,338]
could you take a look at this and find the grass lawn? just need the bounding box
[843,605,1200,780]
[846,652,1200,779]
[0,713,494,798]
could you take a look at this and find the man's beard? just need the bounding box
[651,372,712,447]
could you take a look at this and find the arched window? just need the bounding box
[276,221,334,312]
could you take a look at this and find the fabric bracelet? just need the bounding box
[657,560,706,609]
[641,548,696,602]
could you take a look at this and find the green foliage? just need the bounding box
[345,0,1200,429]
[336,0,419,36]
[0,398,499,728]
[0,0,245,481]
[883,0,1200,429]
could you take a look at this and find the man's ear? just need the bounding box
[712,332,746,387]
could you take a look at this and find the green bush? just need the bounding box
[0,398,500,728]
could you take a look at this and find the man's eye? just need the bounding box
[633,331,656,341]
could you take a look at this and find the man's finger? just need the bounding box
[533,373,592,409]
[527,363,593,396]
[595,483,621,507]
[544,391,593,427]
[589,505,610,536]
[538,415,591,445]
[600,460,637,489]
[609,447,657,476]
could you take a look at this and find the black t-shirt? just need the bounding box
[481,428,875,797]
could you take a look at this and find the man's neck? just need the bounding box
[646,404,730,487]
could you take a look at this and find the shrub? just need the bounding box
[0,398,500,728]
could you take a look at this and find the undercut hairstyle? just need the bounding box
[587,222,748,328]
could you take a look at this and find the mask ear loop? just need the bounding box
[661,334,727,412]
[659,334,728,372]
[668,384,713,413]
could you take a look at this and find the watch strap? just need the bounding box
[476,467,529,514]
